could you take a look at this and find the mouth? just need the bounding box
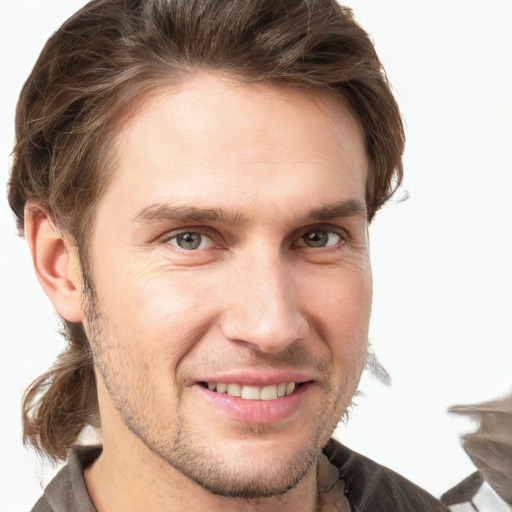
[199,381,305,400]
[195,377,313,424]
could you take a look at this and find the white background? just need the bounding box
[1,1,511,511]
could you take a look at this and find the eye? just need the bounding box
[297,229,343,248]
[168,231,214,251]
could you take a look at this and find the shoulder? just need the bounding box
[31,445,101,512]
[324,438,450,512]
[31,495,53,512]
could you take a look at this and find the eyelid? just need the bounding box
[156,226,219,247]
[295,224,349,242]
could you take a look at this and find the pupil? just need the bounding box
[305,230,328,247]
[178,232,201,250]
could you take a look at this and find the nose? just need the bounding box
[219,248,309,353]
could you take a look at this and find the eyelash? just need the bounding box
[294,228,347,249]
[158,228,218,250]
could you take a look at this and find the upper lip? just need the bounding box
[193,369,315,387]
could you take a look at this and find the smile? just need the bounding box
[201,382,301,400]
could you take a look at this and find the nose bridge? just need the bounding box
[221,243,308,352]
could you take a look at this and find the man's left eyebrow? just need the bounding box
[305,199,368,222]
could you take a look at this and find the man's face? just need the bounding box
[82,74,372,498]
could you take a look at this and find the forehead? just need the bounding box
[97,73,368,224]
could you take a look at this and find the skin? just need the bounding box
[28,73,371,512]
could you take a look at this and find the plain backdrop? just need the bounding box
[1,1,511,511]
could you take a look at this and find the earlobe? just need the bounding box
[24,203,84,323]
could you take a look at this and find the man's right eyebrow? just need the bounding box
[132,204,248,225]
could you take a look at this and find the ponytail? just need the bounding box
[22,321,99,461]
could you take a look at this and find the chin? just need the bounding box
[134,415,327,500]
[165,438,320,499]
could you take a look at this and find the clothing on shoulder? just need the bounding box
[31,439,449,512]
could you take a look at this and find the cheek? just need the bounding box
[305,264,372,364]
[305,259,372,322]
[92,263,224,360]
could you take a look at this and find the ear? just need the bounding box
[24,203,84,323]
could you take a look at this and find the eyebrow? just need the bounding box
[133,199,367,225]
[133,204,247,225]
[304,199,367,222]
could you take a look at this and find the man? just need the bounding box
[7,0,449,510]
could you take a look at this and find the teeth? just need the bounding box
[286,382,295,395]
[260,385,278,400]
[205,382,299,400]
[241,385,260,400]
[226,383,242,397]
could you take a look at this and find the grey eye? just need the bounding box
[174,232,203,250]
[300,230,341,248]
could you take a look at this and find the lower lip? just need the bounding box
[193,383,312,424]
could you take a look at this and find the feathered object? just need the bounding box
[442,392,512,509]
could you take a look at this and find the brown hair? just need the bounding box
[8,0,404,460]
